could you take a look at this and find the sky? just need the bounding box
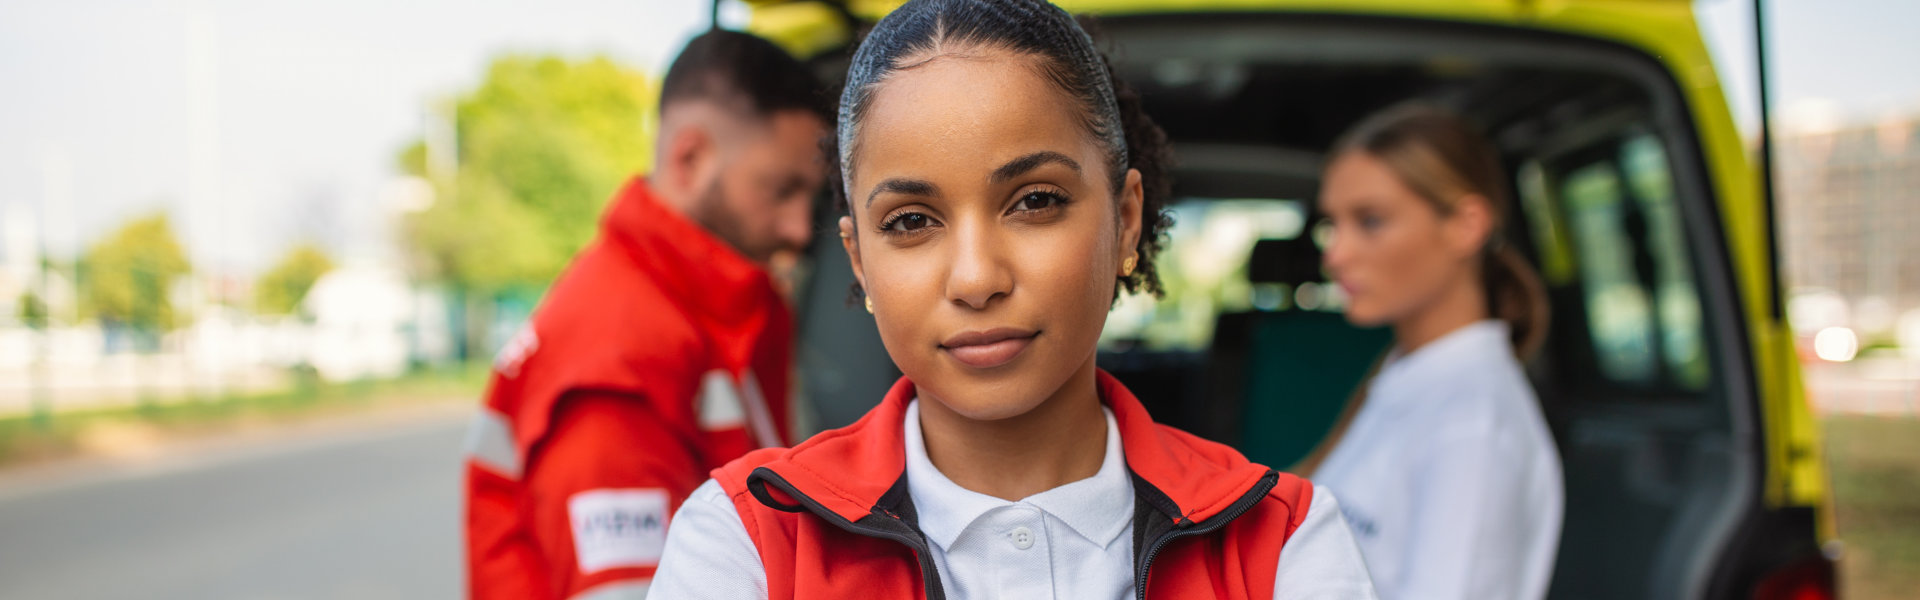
[0,0,729,275]
[1,0,1916,277]
[1697,0,1920,132]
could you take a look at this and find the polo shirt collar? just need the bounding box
[903,399,1133,552]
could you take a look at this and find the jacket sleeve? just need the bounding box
[1273,485,1381,599]
[524,390,709,599]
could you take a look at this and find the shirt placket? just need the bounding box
[983,505,1051,598]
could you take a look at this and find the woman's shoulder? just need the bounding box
[710,446,794,495]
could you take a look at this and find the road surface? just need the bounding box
[0,410,467,599]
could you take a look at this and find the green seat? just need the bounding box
[1208,237,1392,469]
[1234,311,1390,468]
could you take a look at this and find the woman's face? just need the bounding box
[1318,151,1487,327]
[840,49,1142,421]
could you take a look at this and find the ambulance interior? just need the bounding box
[792,14,1776,600]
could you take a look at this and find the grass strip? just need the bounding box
[0,363,489,467]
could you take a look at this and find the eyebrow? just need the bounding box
[991,151,1081,184]
[862,151,1082,209]
[865,178,939,208]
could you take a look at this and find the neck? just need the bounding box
[915,358,1109,501]
[1393,274,1489,355]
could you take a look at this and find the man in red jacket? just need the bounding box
[463,29,829,600]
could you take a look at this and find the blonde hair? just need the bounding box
[1332,104,1550,358]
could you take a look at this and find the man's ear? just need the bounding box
[839,215,867,292]
[660,123,716,195]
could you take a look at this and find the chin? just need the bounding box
[933,395,1046,422]
[914,363,1068,422]
[1342,304,1391,328]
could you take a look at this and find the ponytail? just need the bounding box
[1486,245,1550,359]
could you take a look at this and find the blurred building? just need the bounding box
[1778,111,1920,342]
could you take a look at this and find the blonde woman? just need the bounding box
[1309,105,1562,599]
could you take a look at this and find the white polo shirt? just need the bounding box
[1312,320,1564,600]
[651,401,1379,599]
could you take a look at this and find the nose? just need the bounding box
[1319,224,1349,273]
[778,196,814,251]
[944,216,1013,311]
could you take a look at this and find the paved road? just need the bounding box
[0,413,467,599]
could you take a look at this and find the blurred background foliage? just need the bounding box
[395,55,657,359]
[398,55,655,296]
[255,244,336,317]
[78,213,191,347]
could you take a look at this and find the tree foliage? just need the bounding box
[17,290,48,330]
[80,213,192,333]
[400,55,657,295]
[255,244,337,316]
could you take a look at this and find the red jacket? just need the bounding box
[465,178,793,599]
[711,370,1312,600]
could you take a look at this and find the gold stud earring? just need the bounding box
[1121,255,1138,277]
[839,231,851,240]
[864,296,874,314]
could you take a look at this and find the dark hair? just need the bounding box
[661,29,830,121]
[1332,104,1550,357]
[832,0,1174,298]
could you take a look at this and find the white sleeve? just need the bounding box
[647,479,768,600]
[1273,485,1380,600]
[1392,433,1535,600]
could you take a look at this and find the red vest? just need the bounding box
[711,371,1312,600]
[466,178,792,599]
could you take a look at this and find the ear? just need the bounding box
[1116,168,1145,272]
[1448,194,1496,258]
[840,215,868,292]
[661,124,717,195]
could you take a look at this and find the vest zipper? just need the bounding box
[748,468,949,600]
[1134,470,1280,600]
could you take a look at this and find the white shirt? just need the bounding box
[651,401,1378,599]
[1312,321,1564,600]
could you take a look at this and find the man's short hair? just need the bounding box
[660,29,829,121]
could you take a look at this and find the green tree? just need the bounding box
[398,55,656,358]
[17,290,48,330]
[255,244,337,316]
[80,212,192,337]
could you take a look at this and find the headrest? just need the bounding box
[1246,236,1326,286]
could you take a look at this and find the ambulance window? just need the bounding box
[1099,198,1311,351]
[1619,134,1708,390]
[1534,131,1711,394]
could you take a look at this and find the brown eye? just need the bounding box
[1012,191,1065,212]
[882,212,932,232]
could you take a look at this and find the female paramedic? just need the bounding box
[649,0,1378,598]
[1306,104,1563,599]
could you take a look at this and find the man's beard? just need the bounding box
[691,178,774,264]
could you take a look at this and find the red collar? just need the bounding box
[752,369,1274,526]
[602,177,778,329]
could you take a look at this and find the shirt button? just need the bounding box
[1009,526,1034,550]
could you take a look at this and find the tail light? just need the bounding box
[1752,556,1837,600]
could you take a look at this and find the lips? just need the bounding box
[1334,278,1359,298]
[940,327,1039,369]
